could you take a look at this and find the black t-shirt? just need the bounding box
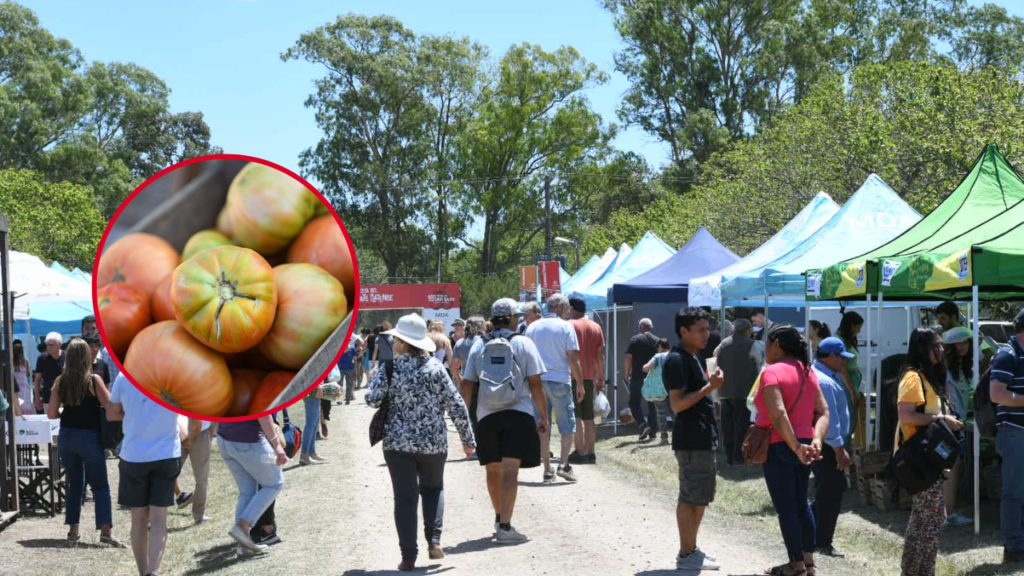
[626,332,659,383]
[664,345,718,451]
[367,336,376,359]
[92,358,110,386]
[35,352,65,404]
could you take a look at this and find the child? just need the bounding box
[642,338,673,444]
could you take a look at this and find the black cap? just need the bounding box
[569,295,586,313]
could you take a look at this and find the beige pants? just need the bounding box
[181,427,213,521]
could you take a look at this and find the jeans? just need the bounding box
[217,436,284,526]
[58,428,112,529]
[543,381,576,435]
[997,425,1024,553]
[301,396,320,454]
[383,450,447,563]
[811,444,848,550]
[764,441,816,562]
[721,398,751,465]
[629,379,658,432]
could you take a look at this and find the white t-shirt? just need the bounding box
[109,374,181,463]
[462,329,546,421]
[524,314,579,384]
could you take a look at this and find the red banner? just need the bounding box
[539,261,561,292]
[519,266,537,291]
[359,283,461,310]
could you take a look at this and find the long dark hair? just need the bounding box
[837,312,864,351]
[767,324,811,378]
[809,320,831,339]
[903,326,946,396]
[56,339,93,407]
[946,339,973,382]
[13,340,27,370]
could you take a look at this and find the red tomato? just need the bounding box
[170,246,277,353]
[240,345,286,372]
[248,371,296,415]
[287,215,355,305]
[216,207,234,240]
[258,264,348,370]
[227,369,267,417]
[124,321,233,417]
[151,275,176,323]
[223,163,319,255]
[182,229,232,261]
[98,283,152,361]
[97,233,180,300]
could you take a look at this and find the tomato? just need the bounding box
[240,345,286,372]
[227,369,267,417]
[182,230,232,261]
[223,163,319,255]
[97,283,152,361]
[151,275,176,323]
[287,215,355,305]
[124,321,233,417]
[258,264,348,369]
[216,207,233,240]
[170,246,277,354]
[97,233,180,300]
[248,371,296,415]
[314,201,330,218]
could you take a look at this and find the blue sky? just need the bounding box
[26,0,669,178]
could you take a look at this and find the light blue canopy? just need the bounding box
[688,192,840,307]
[567,243,631,311]
[562,247,617,295]
[722,174,922,306]
[573,232,674,311]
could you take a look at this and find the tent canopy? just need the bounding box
[567,243,631,310]
[688,193,840,308]
[725,174,920,305]
[6,251,93,320]
[611,226,738,305]
[579,232,675,309]
[562,247,616,295]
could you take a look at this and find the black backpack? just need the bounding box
[887,373,961,495]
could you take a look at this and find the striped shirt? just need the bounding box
[991,338,1024,430]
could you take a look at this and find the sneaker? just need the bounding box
[495,526,528,544]
[229,524,268,553]
[566,451,586,464]
[194,515,213,524]
[176,492,193,508]
[695,548,718,562]
[310,453,328,463]
[947,511,972,526]
[299,454,312,466]
[255,530,281,546]
[585,453,597,465]
[543,469,555,484]
[816,545,844,558]
[638,426,650,442]
[676,549,720,571]
[236,544,258,557]
[556,464,578,482]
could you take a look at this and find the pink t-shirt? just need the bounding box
[754,360,820,444]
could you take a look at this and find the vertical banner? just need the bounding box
[519,266,538,302]
[539,261,561,301]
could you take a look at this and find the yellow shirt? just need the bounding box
[894,370,943,452]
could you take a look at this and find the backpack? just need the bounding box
[887,372,961,494]
[642,354,668,401]
[478,333,524,411]
[975,344,1018,439]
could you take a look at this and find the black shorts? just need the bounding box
[118,457,181,508]
[574,379,595,421]
[476,410,540,469]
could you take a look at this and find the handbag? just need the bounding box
[742,368,806,466]
[278,410,301,459]
[887,372,961,494]
[369,360,395,447]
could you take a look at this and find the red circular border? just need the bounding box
[92,154,360,422]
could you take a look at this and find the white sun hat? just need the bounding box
[382,313,437,353]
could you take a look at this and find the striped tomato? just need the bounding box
[286,215,355,305]
[220,163,318,255]
[97,233,180,300]
[258,263,347,370]
[248,371,295,415]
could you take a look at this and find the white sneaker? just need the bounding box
[229,524,268,553]
[947,511,973,526]
[194,515,213,524]
[495,526,528,544]
[676,549,720,571]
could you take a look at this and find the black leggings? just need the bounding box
[384,450,447,563]
[321,399,332,421]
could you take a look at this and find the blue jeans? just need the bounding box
[302,396,320,454]
[997,425,1024,552]
[58,428,112,529]
[217,436,284,526]
[543,381,576,435]
[764,441,816,562]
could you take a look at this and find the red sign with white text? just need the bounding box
[358,283,461,310]
[539,261,560,292]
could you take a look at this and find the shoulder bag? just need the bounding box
[742,367,806,466]
[369,360,395,447]
[887,371,961,494]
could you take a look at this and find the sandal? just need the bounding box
[100,534,127,548]
[67,532,80,547]
[766,565,806,576]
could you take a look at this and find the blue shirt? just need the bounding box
[992,338,1024,430]
[524,314,579,384]
[108,374,181,463]
[338,342,357,370]
[813,361,851,449]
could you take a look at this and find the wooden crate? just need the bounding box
[852,449,891,476]
[853,471,872,506]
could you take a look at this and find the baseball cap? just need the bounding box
[569,295,586,313]
[491,298,521,317]
[818,337,855,358]
[942,326,973,345]
[452,318,466,327]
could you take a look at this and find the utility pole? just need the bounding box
[544,174,553,260]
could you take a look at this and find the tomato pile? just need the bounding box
[97,162,354,418]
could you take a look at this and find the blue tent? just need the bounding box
[688,193,841,308]
[576,231,675,308]
[723,174,921,306]
[568,243,633,311]
[562,247,617,295]
[611,226,739,305]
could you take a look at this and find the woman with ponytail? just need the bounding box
[754,325,830,576]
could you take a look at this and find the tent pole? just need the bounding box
[763,282,770,338]
[875,291,884,449]
[865,293,872,451]
[972,286,981,535]
[613,303,618,435]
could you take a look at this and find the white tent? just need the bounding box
[7,251,93,319]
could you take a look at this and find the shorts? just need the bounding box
[543,381,576,435]
[573,379,595,421]
[476,410,541,469]
[118,457,181,508]
[675,450,717,506]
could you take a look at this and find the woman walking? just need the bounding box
[897,327,965,575]
[13,340,30,415]
[428,321,453,369]
[46,338,123,547]
[754,325,829,576]
[373,321,396,372]
[217,415,288,555]
[300,381,328,466]
[366,313,476,572]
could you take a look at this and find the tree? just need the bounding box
[941,2,1024,69]
[0,168,106,270]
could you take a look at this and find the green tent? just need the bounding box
[807,144,1024,301]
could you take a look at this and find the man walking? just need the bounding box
[714,319,762,466]
[665,307,723,572]
[518,302,543,335]
[567,295,605,465]
[811,337,853,558]
[526,294,584,483]
[461,298,548,544]
[339,340,358,404]
[176,418,215,524]
[626,319,660,441]
[33,332,65,414]
[992,309,1024,565]
[107,373,183,576]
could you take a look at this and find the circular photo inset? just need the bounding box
[93,155,358,420]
